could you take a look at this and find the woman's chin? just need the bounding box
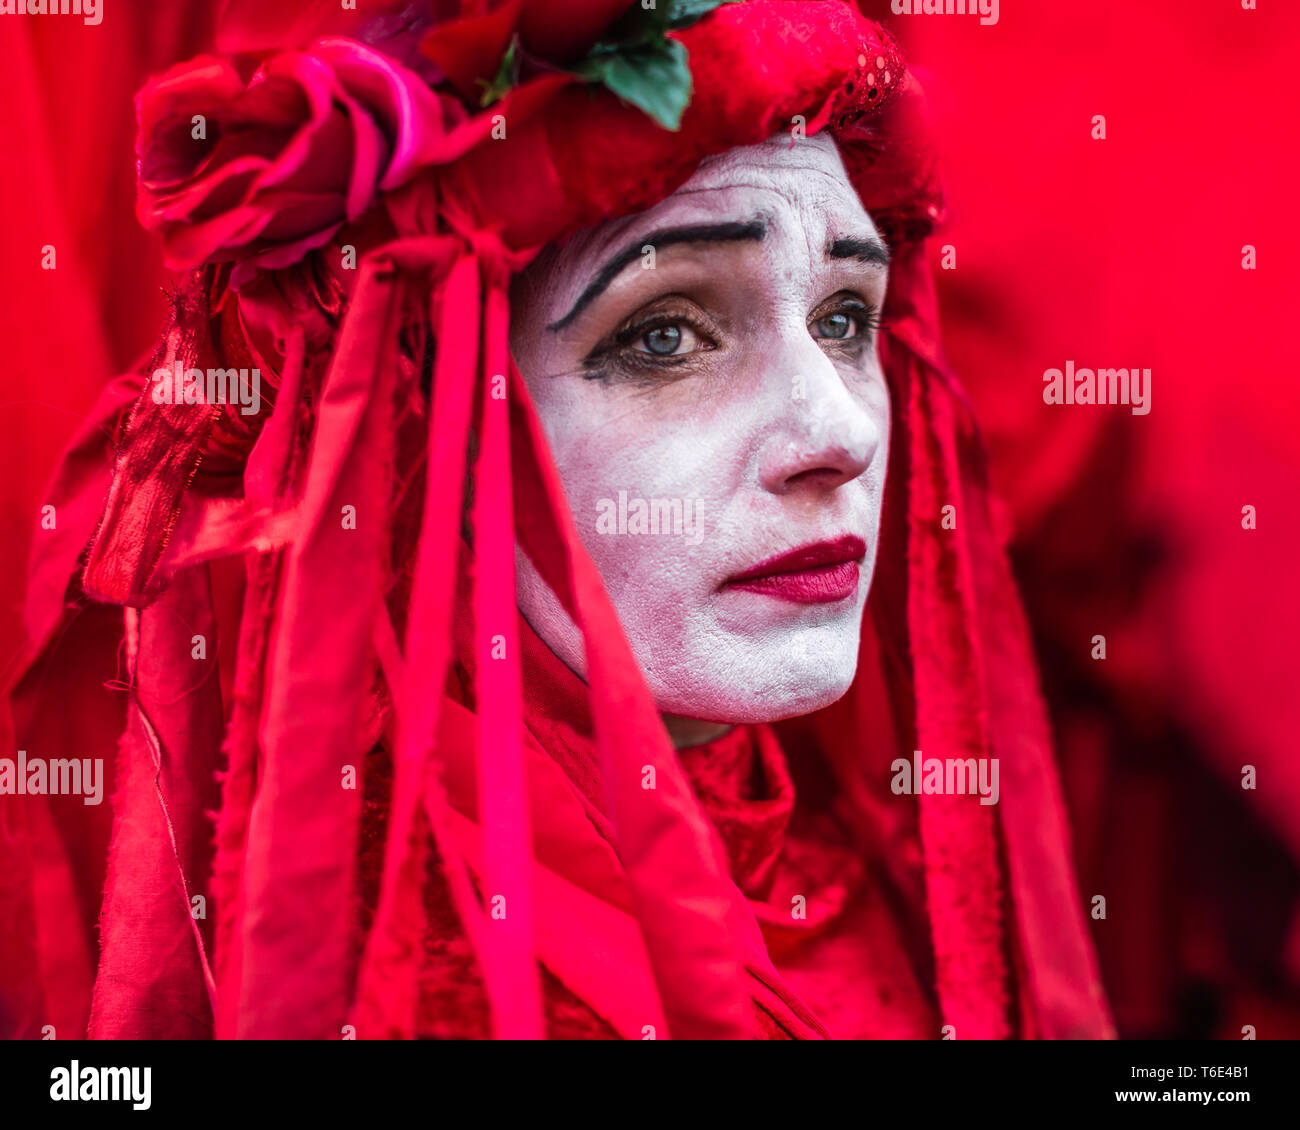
[652,665,858,727]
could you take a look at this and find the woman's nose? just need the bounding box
[757,339,883,495]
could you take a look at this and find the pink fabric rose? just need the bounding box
[136,37,472,274]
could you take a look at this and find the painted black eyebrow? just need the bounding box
[827,236,891,268]
[547,220,767,332]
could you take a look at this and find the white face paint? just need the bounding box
[509,132,890,739]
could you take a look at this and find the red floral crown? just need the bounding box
[135,0,941,283]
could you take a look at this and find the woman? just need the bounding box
[2,0,1112,1040]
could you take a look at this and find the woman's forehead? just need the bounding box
[690,130,856,192]
[537,133,877,297]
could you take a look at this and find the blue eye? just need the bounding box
[814,311,857,340]
[811,298,881,346]
[584,305,717,381]
[643,325,683,355]
[634,321,705,357]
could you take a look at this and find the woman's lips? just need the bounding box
[724,534,867,604]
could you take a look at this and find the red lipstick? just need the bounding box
[725,535,866,604]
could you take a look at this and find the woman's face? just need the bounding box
[510,131,890,729]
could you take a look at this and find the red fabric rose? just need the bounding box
[423,0,634,98]
[135,37,474,274]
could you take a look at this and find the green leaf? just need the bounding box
[575,37,693,131]
[604,0,737,42]
[478,34,520,108]
[667,0,743,29]
[600,1,672,47]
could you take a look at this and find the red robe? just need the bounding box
[379,603,950,1039]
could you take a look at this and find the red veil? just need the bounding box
[1,0,1112,1040]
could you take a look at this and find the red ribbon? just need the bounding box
[347,205,760,1037]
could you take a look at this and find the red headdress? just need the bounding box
[3,0,1113,1040]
